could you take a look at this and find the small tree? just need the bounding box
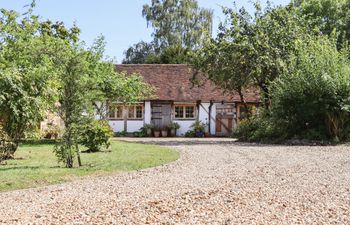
[193,2,308,108]
[0,7,59,158]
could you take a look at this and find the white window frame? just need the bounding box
[127,104,144,120]
[174,104,196,119]
[108,104,123,120]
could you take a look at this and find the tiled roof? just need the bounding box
[115,64,260,102]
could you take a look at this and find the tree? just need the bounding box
[294,0,350,46]
[142,0,213,49]
[0,8,60,158]
[53,35,154,167]
[0,4,153,166]
[123,0,213,64]
[122,41,160,64]
[194,2,308,108]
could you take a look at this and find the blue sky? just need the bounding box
[0,0,290,62]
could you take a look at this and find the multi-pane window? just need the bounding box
[128,105,143,119]
[108,105,115,119]
[109,104,143,120]
[109,105,123,119]
[175,105,195,119]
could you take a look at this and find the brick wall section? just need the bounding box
[115,64,260,102]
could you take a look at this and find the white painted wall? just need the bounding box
[107,101,237,136]
[211,103,217,135]
[108,120,144,133]
[127,121,144,132]
[108,120,124,133]
[173,120,196,136]
[174,102,216,136]
[144,101,151,124]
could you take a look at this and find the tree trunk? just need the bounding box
[76,143,82,167]
[237,89,251,119]
[259,83,271,109]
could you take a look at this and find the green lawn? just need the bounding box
[0,140,179,192]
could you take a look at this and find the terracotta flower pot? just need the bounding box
[154,131,160,137]
[146,129,152,137]
[170,129,176,137]
[161,130,168,137]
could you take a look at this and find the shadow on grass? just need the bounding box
[0,166,40,171]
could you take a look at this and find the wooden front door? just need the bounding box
[216,104,235,136]
[151,102,172,129]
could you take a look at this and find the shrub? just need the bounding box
[190,121,206,132]
[79,120,113,152]
[143,124,154,130]
[234,115,288,143]
[185,130,196,137]
[133,127,147,137]
[114,131,127,137]
[167,122,180,130]
[270,36,350,142]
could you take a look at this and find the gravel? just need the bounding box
[0,138,350,224]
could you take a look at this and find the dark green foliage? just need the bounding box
[184,130,196,137]
[190,121,206,132]
[234,116,287,143]
[123,42,192,64]
[79,120,113,152]
[236,36,350,143]
[167,122,180,130]
[193,2,308,108]
[114,131,127,137]
[133,128,147,137]
[270,36,350,142]
[122,41,159,64]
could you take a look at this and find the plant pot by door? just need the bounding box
[154,131,160,137]
[195,131,204,137]
[170,128,176,137]
[161,130,168,137]
[146,129,152,137]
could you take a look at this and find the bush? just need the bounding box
[234,115,288,143]
[114,131,127,137]
[167,122,180,130]
[185,130,196,137]
[133,127,147,137]
[190,121,206,132]
[270,36,350,142]
[79,120,113,152]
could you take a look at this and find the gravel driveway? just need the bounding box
[1,138,350,224]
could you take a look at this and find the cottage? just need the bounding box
[108,64,260,136]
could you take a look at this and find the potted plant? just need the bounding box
[190,121,206,137]
[143,123,154,137]
[204,120,210,137]
[167,122,180,137]
[161,127,168,137]
[153,127,161,137]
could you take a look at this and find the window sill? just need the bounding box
[173,118,196,121]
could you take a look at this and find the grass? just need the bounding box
[0,140,179,192]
